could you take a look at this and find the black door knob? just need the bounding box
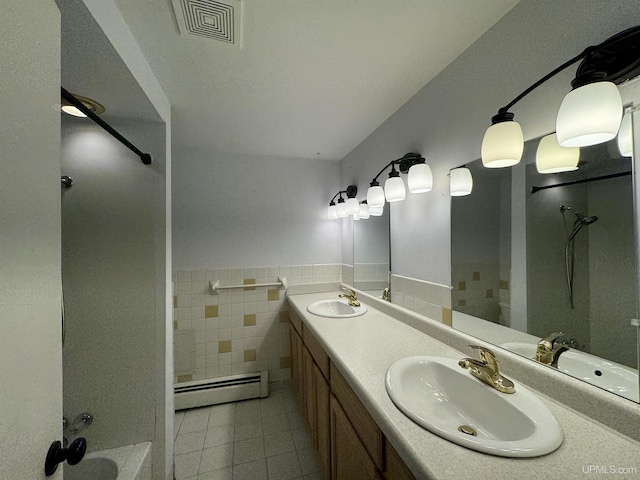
[44,437,87,476]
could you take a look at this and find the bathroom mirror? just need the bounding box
[451,134,639,403]
[353,208,390,297]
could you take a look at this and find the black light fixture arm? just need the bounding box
[61,88,153,165]
[369,153,426,184]
[496,52,585,119]
[492,25,640,123]
[329,185,358,205]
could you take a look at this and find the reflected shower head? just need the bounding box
[560,205,598,225]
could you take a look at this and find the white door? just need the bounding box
[0,1,63,478]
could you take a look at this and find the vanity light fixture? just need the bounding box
[617,111,633,157]
[449,167,473,196]
[482,26,640,168]
[535,133,580,174]
[327,185,358,219]
[367,153,432,205]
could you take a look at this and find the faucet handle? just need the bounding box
[539,332,564,347]
[468,344,496,360]
[468,345,499,370]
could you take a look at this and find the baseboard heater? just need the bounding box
[174,371,269,410]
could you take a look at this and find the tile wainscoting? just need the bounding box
[389,274,453,326]
[172,264,342,384]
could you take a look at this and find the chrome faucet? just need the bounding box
[458,345,516,394]
[382,287,391,302]
[535,332,569,367]
[338,289,360,307]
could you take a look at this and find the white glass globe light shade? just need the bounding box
[449,168,473,196]
[369,205,384,216]
[359,203,370,219]
[481,120,524,168]
[556,81,622,148]
[328,204,338,219]
[408,163,433,193]
[336,202,348,218]
[367,185,385,207]
[617,112,633,157]
[536,133,580,174]
[345,197,359,215]
[384,176,406,202]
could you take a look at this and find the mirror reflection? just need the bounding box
[353,208,390,297]
[451,135,639,403]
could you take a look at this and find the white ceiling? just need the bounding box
[113,0,520,160]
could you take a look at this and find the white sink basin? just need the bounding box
[306,299,367,318]
[501,342,639,402]
[385,356,563,457]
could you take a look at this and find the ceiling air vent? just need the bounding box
[172,0,242,47]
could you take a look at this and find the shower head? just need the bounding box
[560,205,598,225]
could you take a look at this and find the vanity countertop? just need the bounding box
[286,289,640,480]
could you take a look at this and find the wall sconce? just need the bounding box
[618,110,634,157]
[449,167,473,196]
[536,133,580,174]
[366,153,432,206]
[482,26,640,168]
[327,185,358,219]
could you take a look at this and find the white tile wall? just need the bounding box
[173,264,341,384]
[390,274,451,322]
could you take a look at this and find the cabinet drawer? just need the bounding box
[303,326,330,379]
[330,362,384,470]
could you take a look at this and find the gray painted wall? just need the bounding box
[61,117,165,451]
[172,148,342,270]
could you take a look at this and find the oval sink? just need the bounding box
[307,299,367,318]
[501,342,639,402]
[385,356,563,457]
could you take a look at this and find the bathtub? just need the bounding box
[64,442,151,480]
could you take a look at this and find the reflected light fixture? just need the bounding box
[367,153,431,205]
[482,26,640,168]
[358,201,370,220]
[369,205,384,216]
[449,167,473,196]
[617,111,633,157]
[535,133,580,174]
[61,93,105,117]
[327,185,357,219]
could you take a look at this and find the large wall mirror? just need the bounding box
[451,127,639,403]
[353,208,390,296]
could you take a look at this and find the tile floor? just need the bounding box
[174,382,324,480]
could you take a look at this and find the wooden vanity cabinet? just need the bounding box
[330,395,382,480]
[289,309,415,480]
[289,313,331,478]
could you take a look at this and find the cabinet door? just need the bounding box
[314,363,331,479]
[289,324,304,407]
[384,438,416,480]
[303,346,316,437]
[330,395,380,480]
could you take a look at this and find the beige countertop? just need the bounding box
[286,288,640,480]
